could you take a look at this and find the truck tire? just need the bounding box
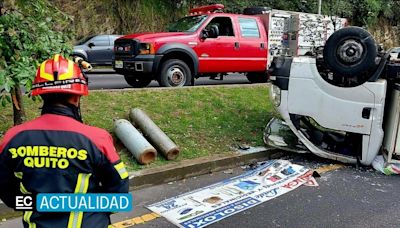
[243,7,271,15]
[158,59,192,87]
[124,74,152,88]
[323,27,377,79]
[246,72,268,83]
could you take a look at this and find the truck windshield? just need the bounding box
[167,15,208,32]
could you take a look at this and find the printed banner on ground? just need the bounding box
[147,160,315,228]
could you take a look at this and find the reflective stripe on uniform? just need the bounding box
[18,172,35,227]
[114,162,129,179]
[14,172,23,179]
[23,211,36,228]
[67,173,92,228]
[20,182,31,194]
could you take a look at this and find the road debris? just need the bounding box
[147,159,316,228]
[130,108,180,160]
[114,119,157,164]
[236,146,268,155]
[223,169,233,174]
[372,155,400,175]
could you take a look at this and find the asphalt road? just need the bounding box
[2,154,400,227]
[87,71,251,90]
[109,154,398,228]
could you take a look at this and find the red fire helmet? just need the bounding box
[31,54,88,96]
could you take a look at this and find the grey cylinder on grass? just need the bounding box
[129,108,180,160]
[114,119,157,165]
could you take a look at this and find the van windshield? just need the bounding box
[167,15,208,32]
[75,36,95,45]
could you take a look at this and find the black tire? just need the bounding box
[158,59,192,87]
[243,7,271,15]
[246,72,268,83]
[124,75,152,88]
[323,26,377,78]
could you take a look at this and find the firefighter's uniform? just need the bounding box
[0,55,129,228]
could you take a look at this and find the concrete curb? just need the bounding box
[91,83,270,93]
[129,148,284,190]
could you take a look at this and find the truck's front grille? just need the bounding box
[114,39,138,57]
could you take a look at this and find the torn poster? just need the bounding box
[147,160,316,228]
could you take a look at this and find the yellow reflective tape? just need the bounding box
[20,182,31,194]
[14,172,23,179]
[114,162,129,179]
[39,60,54,81]
[67,211,76,228]
[120,171,129,180]
[68,173,92,228]
[81,174,91,196]
[73,173,83,193]
[23,211,36,228]
[54,54,60,63]
[58,60,75,80]
[114,162,125,171]
[76,211,84,228]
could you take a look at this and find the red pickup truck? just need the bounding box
[113,4,270,87]
[112,4,345,87]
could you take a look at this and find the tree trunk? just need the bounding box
[11,85,26,126]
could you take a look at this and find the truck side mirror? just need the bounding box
[88,42,95,48]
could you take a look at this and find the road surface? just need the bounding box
[2,154,399,228]
[111,154,400,228]
[87,71,251,90]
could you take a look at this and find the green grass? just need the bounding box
[0,85,275,171]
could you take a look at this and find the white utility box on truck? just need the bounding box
[247,9,347,65]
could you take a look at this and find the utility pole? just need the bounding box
[318,0,322,14]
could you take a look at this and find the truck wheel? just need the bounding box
[246,72,268,83]
[323,27,377,79]
[158,59,192,87]
[124,75,152,88]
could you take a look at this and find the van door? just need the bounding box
[86,35,111,64]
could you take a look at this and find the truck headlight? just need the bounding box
[139,43,155,55]
[270,84,281,107]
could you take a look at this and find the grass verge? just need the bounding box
[0,85,275,171]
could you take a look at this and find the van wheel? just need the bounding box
[158,59,192,87]
[323,27,377,79]
[246,72,268,83]
[124,74,152,88]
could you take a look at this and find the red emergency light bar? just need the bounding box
[189,4,224,15]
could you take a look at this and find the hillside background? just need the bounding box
[4,0,400,47]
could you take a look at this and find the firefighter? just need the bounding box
[0,54,129,227]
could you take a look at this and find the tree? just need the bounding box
[0,0,74,125]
